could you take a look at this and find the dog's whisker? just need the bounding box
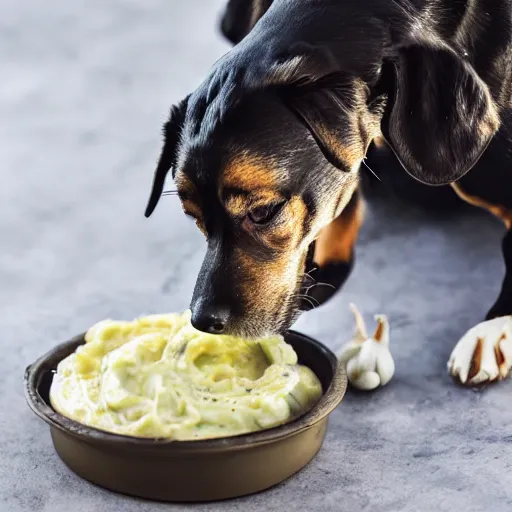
[161,189,180,196]
[301,269,319,285]
[310,281,336,290]
[293,293,320,309]
[308,294,320,306]
[300,296,317,310]
[302,283,328,295]
[302,284,315,294]
[362,159,381,181]
[302,273,317,284]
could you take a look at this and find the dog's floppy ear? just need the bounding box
[220,0,273,44]
[382,45,500,185]
[284,76,383,171]
[145,96,189,218]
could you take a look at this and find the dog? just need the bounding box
[145,0,512,386]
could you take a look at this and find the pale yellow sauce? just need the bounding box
[50,311,322,440]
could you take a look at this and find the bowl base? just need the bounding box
[51,421,328,502]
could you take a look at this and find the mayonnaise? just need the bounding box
[50,311,322,440]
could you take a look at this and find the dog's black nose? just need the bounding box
[190,303,230,334]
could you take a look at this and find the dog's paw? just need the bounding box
[448,316,512,385]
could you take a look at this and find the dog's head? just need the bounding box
[146,42,499,337]
[145,78,380,337]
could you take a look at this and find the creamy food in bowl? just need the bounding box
[49,311,323,440]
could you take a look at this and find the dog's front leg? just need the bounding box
[486,229,512,321]
[301,189,364,310]
[448,183,512,385]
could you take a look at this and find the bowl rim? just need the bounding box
[25,330,346,452]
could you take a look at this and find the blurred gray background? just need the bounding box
[1,1,511,511]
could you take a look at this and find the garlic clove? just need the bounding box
[338,305,395,391]
[375,343,395,386]
[338,342,362,365]
[355,341,379,370]
[345,342,379,389]
[346,367,381,391]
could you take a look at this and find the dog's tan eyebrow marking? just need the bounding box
[221,155,283,217]
[222,155,278,191]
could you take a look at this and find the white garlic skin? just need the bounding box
[338,305,395,391]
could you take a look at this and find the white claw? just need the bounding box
[338,305,395,391]
[448,316,512,386]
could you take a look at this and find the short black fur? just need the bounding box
[146,0,512,350]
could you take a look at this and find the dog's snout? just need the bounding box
[190,302,230,335]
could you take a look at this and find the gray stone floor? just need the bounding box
[2,1,512,511]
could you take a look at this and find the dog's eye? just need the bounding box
[247,202,284,225]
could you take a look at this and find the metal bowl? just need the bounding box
[25,330,346,502]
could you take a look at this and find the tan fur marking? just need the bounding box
[240,195,307,250]
[451,183,512,228]
[269,196,308,248]
[174,171,196,196]
[224,195,248,218]
[224,190,283,218]
[231,196,308,327]
[314,195,365,266]
[175,172,205,233]
[223,156,277,191]
[318,126,363,168]
[233,243,302,323]
[181,199,202,219]
[194,220,207,236]
[373,136,386,149]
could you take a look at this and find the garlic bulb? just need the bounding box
[338,304,395,390]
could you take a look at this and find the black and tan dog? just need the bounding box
[145,0,512,386]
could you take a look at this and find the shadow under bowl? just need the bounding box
[25,330,346,502]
